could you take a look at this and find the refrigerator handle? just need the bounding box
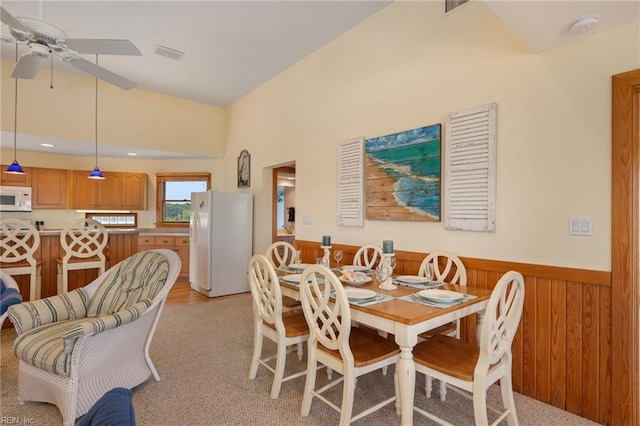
[190,214,198,244]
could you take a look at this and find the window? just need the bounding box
[156,173,211,228]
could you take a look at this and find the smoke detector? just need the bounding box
[570,14,599,34]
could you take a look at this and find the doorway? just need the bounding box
[611,68,640,426]
[271,164,296,244]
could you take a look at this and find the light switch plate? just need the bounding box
[569,217,593,236]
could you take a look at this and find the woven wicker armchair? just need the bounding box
[7,249,180,426]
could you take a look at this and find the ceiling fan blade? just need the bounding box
[64,39,142,56]
[0,6,29,33]
[11,53,46,79]
[67,57,137,90]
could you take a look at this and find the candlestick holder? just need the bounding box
[321,245,331,267]
[379,252,397,290]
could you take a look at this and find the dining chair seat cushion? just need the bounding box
[8,289,89,334]
[263,310,309,337]
[0,278,22,315]
[56,256,105,266]
[86,251,169,317]
[413,334,479,381]
[417,322,457,340]
[77,387,135,426]
[318,327,400,367]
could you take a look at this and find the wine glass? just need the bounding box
[375,264,390,297]
[424,263,434,282]
[294,250,302,266]
[388,256,397,274]
[333,249,344,269]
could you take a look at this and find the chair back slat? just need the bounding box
[353,244,383,269]
[0,219,40,265]
[418,250,467,286]
[477,270,525,372]
[265,241,297,268]
[300,265,352,358]
[248,255,283,327]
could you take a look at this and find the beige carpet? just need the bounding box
[1,293,601,425]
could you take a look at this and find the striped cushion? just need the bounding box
[86,251,169,317]
[62,299,152,354]
[13,318,87,377]
[13,300,151,377]
[8,289,88,334]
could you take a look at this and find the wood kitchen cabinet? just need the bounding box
[32,167,67,209]
[138,235,189,279]
[0,165,32,186]
[71,170,147,210]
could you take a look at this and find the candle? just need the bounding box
[383,240,394,253]
[322,235,331,246]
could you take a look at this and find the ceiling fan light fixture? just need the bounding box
[89,55,105,180]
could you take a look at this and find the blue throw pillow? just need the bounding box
[0,278,6,291]
[78,387,135,426]
[1,287,22,315]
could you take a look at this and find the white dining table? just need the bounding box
[278,272,491,426]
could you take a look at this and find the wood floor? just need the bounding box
[164,279,248,308]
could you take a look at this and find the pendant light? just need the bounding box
[5,45,25,175]
[88,54,105,179]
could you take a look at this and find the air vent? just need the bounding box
[444,0,470,15]
[154,45,185,60]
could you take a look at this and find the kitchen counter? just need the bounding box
[35,228,188,237]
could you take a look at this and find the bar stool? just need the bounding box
[57,218,108,294]
[0,218,42,301]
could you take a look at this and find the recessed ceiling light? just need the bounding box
[127,152,138,156]
[41,143,54,148]
[570,14,599,34]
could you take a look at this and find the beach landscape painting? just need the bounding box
[365,124,441,221]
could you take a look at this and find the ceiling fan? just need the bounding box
[0,6,141,90]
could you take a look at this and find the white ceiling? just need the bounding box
[0,0,638,159]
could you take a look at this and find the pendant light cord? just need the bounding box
[95,54,99,167]
[13,44,18,162]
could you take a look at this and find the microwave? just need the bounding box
[0,186,32,212]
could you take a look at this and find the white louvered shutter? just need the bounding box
[337,137,364,227]
[444,103,497,232]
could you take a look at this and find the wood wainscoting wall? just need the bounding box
[295,240,612,425]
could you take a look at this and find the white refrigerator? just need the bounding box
[189,191,253,297]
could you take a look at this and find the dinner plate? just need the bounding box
[396,275,430,284]
[287,263,316,271]
[344,288,377,301]
[417,289,464,303]
[281,274,302,283]
[340,276,373,285]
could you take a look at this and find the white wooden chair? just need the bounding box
[0,218,42,301]
[7,249,180,426]
[265,241,302,310]
[247,254,309,398]
[353,244,383,269]
[299,264,399,425]
[412,270,525,426]
[57,218,108,294]
[0,271,21,328]
[417,250,468,400]
[265,241,297,268]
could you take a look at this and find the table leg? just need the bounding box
[397,345,415,426]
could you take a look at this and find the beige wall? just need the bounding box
[0,59,225,157]
[223,1,640,270]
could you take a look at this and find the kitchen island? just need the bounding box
[4,228,188,301]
